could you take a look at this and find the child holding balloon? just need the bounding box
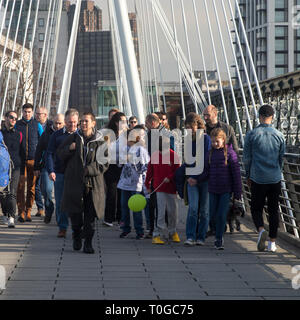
[117,126,150,240]
[145,135,181,245]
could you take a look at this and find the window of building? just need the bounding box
[275,0,288,22]
[38,18,44,27]
[39,33,44,41]
[275,39,287,50]
[275,53,287,65]
[275,0,286,8]
[275,67,288,76]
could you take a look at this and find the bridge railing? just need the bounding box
[239,151,300,243]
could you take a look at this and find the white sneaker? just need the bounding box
[103,220,113,227]
[196,239,205,246]
[267,241,277,252]
[8,217,15,228]
[3,216,8,225]
[184,239,195,246]
[257,229,268,251]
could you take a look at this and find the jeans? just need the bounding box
[186,181,209,241]
[120,190,143,235]
[54,173,68,231]
[41,168,54,218]
[250,181,281,239]
[0,168,19,218]
[35,175,43,210]
[209,192,231,242]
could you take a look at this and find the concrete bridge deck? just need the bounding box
[0,202,299,300]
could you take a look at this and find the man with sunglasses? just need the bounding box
[1,111,22,228]
[128,116,138,129]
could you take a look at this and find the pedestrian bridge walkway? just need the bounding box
[0,202,299,300]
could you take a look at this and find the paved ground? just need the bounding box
[0,200,299,300]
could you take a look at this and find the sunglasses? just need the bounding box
[8,115,17,121]
[130,121,137,124]
[162,118,167,121]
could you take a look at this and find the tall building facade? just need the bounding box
[67,1,116,114]
[236,0,300,81]
[68,1,140,116]
[2,0,69,111]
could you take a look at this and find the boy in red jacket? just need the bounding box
[145,136,181,244]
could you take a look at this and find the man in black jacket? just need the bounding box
[34,114,64,223]
[0,111,22,228]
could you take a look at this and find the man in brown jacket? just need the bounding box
[57,112,108,254]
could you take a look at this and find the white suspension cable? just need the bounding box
[203,0,229,124]
[0,0,17,84]
[108,0,123,112]
[233,0,264,107]
[136,0,151,114]
[38,0,57,110]
[140,0,154,113]
[212,0,243,145]
[12,0,34,111]
[145,0,160,112]
[33,0,55,109]
[46,0,64,112]
[23,0,41,105]
[152,0,207,111]
[151,0,166,113]
[227,0,258,121]
[58,0,81,114]
[180,0,197,113]
[42,1,60,109]
[221,0,252,130]
[1,0,25,119]
[170,0,185,120]
[109,0,131,116]
[0,0,9,48]
[192,0,211,105]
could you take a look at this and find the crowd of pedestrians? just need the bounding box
[0,103,285,254]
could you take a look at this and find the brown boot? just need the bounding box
[18,212,25,223]
[25,210,32,222]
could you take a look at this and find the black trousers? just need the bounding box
[69,190,97,240]
[0,168,20,218]
[250,180,281,239]
[104,165,122,223]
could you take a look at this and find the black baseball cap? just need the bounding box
[259,104,274,117]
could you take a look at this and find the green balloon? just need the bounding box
[128,194,147,212]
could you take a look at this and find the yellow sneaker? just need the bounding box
[171,232,181,243]
[152,236,165,245]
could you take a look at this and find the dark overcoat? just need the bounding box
[57,130,108,219]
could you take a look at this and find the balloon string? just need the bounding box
[149,179,167,196]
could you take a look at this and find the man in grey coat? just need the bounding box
[57,112,108,254]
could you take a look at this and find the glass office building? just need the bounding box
[236,0,300,81]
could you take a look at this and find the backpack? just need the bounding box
[0,131,11,193]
